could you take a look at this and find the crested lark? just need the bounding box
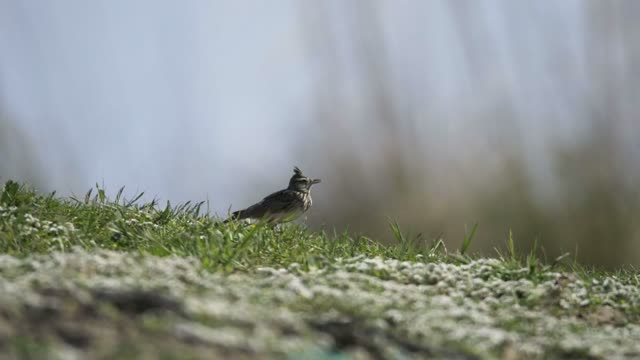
[225,167,321,223]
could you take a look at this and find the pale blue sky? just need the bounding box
[0,1,635,214]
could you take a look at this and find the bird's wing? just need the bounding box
[260,189,300,212]
[241,189,299,219]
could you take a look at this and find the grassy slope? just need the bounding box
[1,181,639,359]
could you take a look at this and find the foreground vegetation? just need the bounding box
[1,181,639,359]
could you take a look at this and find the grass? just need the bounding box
[0,181,462,271]
[1,180,640,359]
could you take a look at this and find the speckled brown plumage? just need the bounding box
[225,167,321,223]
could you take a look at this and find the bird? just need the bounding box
[224,166,321,224]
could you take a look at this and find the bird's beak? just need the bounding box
[311,178,321,185]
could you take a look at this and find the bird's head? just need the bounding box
[288,166,321,192]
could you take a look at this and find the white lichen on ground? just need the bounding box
[1,249,639,359]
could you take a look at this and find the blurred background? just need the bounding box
[1,1,639,267]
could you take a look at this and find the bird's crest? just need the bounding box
[293,166,304,177]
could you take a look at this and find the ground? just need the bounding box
[1,181,639,359]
